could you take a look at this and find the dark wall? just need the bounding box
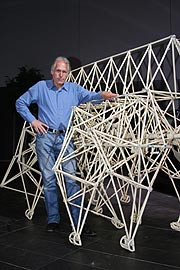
[0,88,23,175]
[0,0,180,86]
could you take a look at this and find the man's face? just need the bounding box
[51,60,69,88]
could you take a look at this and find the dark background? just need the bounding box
[0,0,179,86]
[0,0,180,195]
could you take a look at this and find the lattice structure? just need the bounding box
[1,35,180,251]
[53,35,180,250]
[53,89,180,250]
[67,35,180,97]
[0,122,43,220]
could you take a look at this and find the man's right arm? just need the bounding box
[16,82,49,133]
[16,91,37,124]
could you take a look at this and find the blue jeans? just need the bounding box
[36,132,81,225]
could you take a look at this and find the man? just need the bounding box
[16,56,118,235]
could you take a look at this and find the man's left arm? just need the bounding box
[77,83,118,103]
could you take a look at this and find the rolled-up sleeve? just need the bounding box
[76,84,102,104]
[16,84,39,123]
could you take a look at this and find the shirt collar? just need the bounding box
[46,80,69,91]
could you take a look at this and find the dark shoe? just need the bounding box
[82,224,96,237]
[46,222,59,232]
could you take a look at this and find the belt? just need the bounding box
[47,128,64,134]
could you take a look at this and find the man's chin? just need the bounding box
[56,80,64,87]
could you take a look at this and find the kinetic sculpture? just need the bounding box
[0,122,42,220]
[53,89,180,251]
[1,35,180,251]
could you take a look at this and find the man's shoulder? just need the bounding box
[64,81,79,90]
[65,81,76,86]
[44,80,53,88]
[31,80,47,87]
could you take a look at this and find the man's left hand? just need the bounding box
[101,91,119,100]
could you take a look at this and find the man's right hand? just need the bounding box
[31,119,49,134]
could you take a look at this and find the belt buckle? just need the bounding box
[53,129,59,134]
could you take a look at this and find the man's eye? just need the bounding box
[56,70,67,74]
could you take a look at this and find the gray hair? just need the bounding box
[51,56,71,73]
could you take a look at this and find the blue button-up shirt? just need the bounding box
[16,80,102,130]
